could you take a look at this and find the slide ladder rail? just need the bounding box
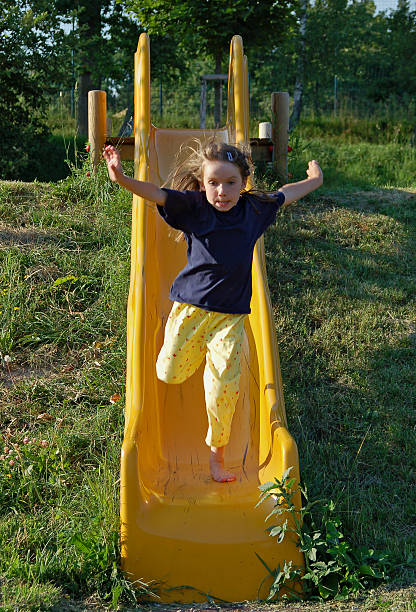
[121,32,151,569]
[228,36,293,466]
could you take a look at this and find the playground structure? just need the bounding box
[88,90,290,185]
[199,72,228,128]
[89,34,303,602]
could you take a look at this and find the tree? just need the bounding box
[53,0,112,137]
[52,0,184,137]
[102,9,186,123]
[295,0,386,116]
[0,2,68,179]
[246,0,394,122]
[383,0,416,99]
[75,0,103,137]
[49,0,142,136]
[125,0,296,127]
[290,0,308,130]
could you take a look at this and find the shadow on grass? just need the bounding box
[264,187,416,571]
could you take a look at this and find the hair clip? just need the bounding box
[226,152,233,162]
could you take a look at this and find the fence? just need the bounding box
[53,71,416,143]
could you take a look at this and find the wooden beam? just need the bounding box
[104,136,272,163]
[105,137,134,160]
[250,138,273,162]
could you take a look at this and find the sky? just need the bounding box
[375,0,416,10]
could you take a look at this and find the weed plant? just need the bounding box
[257,468,393,601]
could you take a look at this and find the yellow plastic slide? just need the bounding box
[120,33,304,603]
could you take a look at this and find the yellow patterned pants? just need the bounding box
[156,301,246,447]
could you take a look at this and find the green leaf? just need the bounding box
[318,584,335,599]
[281,466,294,481]
[258,481,275,492]
[358,564,377,577]
[268,525,284,537]
[286,477,297,489]
[255,552,275,576]
[53,274,79,286]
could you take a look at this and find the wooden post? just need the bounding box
[271,92,289,184]
[88,90,107,174]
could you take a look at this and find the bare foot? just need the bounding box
[210,446,236,483]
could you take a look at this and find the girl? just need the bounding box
[103,141,323,483]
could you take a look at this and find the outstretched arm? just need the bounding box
[102,145,167,206]
[278,160,323,206]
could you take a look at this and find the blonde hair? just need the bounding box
[169,139,253,191]
[166,139,274,240]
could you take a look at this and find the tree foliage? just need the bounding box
[53,0,184,135]
[248,0,416,120]
[0,2,69,179]
[125,0,296,125]
[300,0,416,112]
[2,0,416,180]
[125,0,296,69]
[383,0,416,97]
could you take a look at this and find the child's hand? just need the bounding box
[279,160,323,205]
[307,160,323,185]
[103,145,123,182]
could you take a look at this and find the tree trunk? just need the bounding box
[77,0,102,137]
[289,0,308,131]
[78,73,95,138]
[214,52,222,128]
[118,107,134,137]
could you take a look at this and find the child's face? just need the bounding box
[200,160,247,212]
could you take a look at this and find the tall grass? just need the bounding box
[0,166,151,609]
[288,139,416,190]
[295,116,416,145]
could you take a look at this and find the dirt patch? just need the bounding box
[0,344,77,390]
[50,585,416,612]
[0,225,60,248]
[0,363,54,388]
[142,585,416,611]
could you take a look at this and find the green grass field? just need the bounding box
[0,137,415,610]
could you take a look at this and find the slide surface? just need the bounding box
[120,34,304,603]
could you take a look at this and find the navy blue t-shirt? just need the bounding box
[157,189,285,314]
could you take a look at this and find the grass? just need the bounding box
[0,138,415,610]
[295,115,416,145]
[0,165,147,609]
